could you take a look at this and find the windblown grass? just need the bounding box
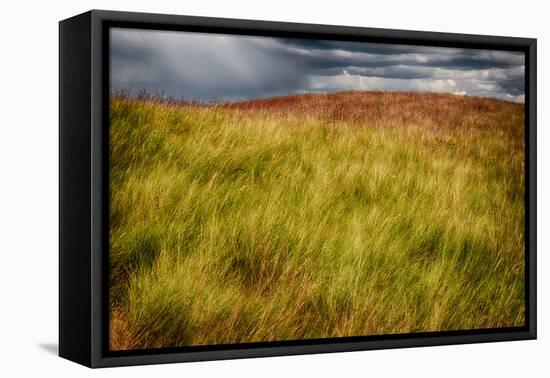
[109,91,525,350]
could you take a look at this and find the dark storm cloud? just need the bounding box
[111,30,312,101]
[110,28,525,102]
[275,38,454,55]
[497,78,525,96]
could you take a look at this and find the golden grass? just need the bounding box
[109,91,525,350]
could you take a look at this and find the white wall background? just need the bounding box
[0,0,546,376]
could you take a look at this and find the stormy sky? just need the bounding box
[110,27,525,103]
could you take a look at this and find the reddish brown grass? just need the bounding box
[112,90,523,133]
[222,91,523,130]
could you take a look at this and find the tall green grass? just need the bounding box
[109,93,525,350]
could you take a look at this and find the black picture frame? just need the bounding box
[59,9,537,368]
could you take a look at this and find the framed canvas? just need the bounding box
[59,10,537,368]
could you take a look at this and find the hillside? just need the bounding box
[223,91,523,129]
[109,91,525,350]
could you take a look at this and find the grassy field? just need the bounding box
[109,91,525,350]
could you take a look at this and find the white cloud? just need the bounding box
[499,93,525,103]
